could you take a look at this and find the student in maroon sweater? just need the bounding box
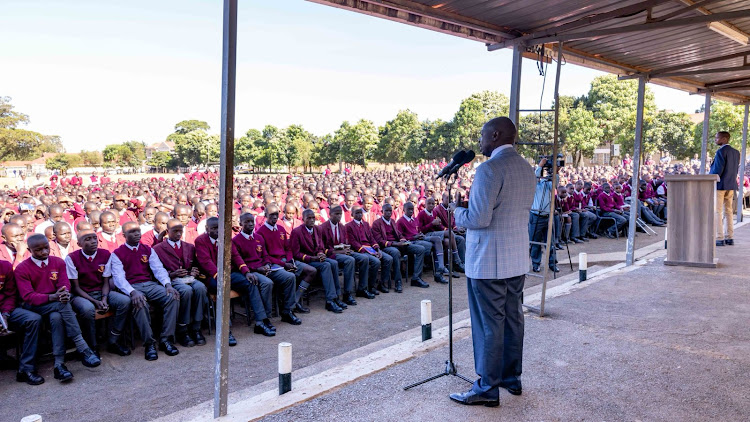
[16,234,101,382]
[397,202,447,284]
[290,209,346,313]
[174,204,199,245]
[233,213,301,326]
[109,222,180,361]
[97,211,125,252]
[140,211,168,247]
[67,230,131,356]
[319,206,359,304]
[345,206,392,295]
[257,205,316,314]
[1,259,44,385]
[372,204,430,290]
[596,183,627,238]
[0,222,31,268]
[417,197,465,274]
[153,219,208,348]
[196,217,275,340]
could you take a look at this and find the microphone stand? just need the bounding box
[404,170,473,390]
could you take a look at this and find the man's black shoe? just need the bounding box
[451,272,460,278]
[505,385,522,396]
[555,243,565,250]
[394,280,403,293]
[177,332,195,348]
[411,278,430,288]
[549,265,560,273]
[343,293,358,305]
[254,321,276,336]
[453,262,465,273]
[294,302,310,314]
[355,289,375,299]
[80,348,101,368]
[580,236,589,242]
[334,298,348,309]
[377,284,389,293]
[144,343,158,361]
[572,238,584,244]
[325,301,343,313]
[16,370,44,385]
[725,238,734,245]
[587,233,599,239]
[434,273,448,284]
[263,318,277,332]
[106,343,131,357]
[228,331,237,347]
[532,264,540,273]
[605,231,616,239]
[193,330,207,346]
[54,364,73,382]
[159,341,180,356]
[716,240,726,246]
[280,311,302,325]
[369,288,380,296]
[449,390,499,407]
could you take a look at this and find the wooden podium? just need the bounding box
[664,174,719,268]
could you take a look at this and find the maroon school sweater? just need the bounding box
[153,241,196,274]
[256,224,292,265]
[15,256,71,306]
[417,209,445,234]
[290,225,324,263]
[67,249,111,293]
[232,232,267,272]
[371,218,402,248]
[140,229,162,248]
[0,260,17,314]
[113,243,154,286]
[345,220,378,253]
[319,220,347,258]
[396,216,420,241]
[194,233,249,279]
[98,232,125,253]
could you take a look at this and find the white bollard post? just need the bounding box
[21,416,42,422]
[278,342,292,395]
[664,226,668,250]
[578,253,588,283]
[421,300,432,341]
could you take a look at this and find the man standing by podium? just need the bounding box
[449,117,535,406]
[710,131,740,246]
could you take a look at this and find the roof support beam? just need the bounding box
[621,64,750,80]
[623,50,750,79]
[699,85,750,93]
[656,0,723,21]
[707,77,750,89]
[489,9,750,49]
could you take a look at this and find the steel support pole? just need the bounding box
[738,105,749,223]
[626,76,646,266]
[508,45,523,126]
[214,0,237,418]
[700,93,711,174]
[539,42,563,317]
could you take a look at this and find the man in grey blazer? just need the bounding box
[449,117,536,406]
[709,131,740,246]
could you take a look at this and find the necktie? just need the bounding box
[333,225,338,243]
[41,262,47,269]
[174,243,180,251]
[87,256,93,263]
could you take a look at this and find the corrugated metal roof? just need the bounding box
[308,0,750,103]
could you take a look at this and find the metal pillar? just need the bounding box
[538,42,563,316]
[700,93,711,174]
[214,0,237,418]
[625,76,646,266]
[508,45,523,126]
[738,105,748,223]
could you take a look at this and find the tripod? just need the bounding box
[404,171,473,390]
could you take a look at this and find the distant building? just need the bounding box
[0,153,58,177]
[145,141,176,160]
[689,112,704,125]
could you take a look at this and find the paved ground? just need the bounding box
[265,223,750,422]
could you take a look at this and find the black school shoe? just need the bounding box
[16,370,44,385]
[54,364,73,382]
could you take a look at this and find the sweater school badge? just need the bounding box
[50,271,59,281]
[141,255,149,263]
[0,273,4,290]
[98,264,106,273]
[256,245,262,252]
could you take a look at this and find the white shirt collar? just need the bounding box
[210,236,217,245]
[305,226,314,234]
[241,231,252,240]
[425,209,433,217]
[167,239,181,248]
[264,222,276,231]
[82,250,97,260]
[125,243,139,251]
[31,257,49,267]
[354,219,362,225]
[101,231,116,241]
[382,217,391,226]
[490,144,512,159]
[404,215,414,222]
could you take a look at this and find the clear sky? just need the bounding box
[1,0,705,153]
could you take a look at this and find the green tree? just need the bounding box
[173,120,210,135]
[235,129,262,167]
[376,110,424,166]
[419,119,457,162]
[518,112,556,158]
[280,124,314,171]
[102,141,145,168]
[564,106,604,166]
[148,151,176,171]
[174,130,219,166]
[334,119,379,168]
[311,133,338,167]
[46,153,71,172]
[78,150,103,166]
[452,91,509,149]
[645,110,695,159]
[0,97,63,161]
[692,100,744,157]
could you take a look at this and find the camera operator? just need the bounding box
[529,157,560,273]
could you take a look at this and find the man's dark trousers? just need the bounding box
[467,275,525,398]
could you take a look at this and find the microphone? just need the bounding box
[446,150,476,177]
[436,150,468,179]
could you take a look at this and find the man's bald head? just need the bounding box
[27,233,49,250]
[122,221,139,232]
[480,117,516,157]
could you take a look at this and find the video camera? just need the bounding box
[538,153,565,178]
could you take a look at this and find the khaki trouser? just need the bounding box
[715,190,734,240]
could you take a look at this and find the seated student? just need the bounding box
[152,219,208,348]
[112,193,138,226]
[1,259,44,385]
[0,223,31,268]
[195,217,274,341]
[319,206,358,305]
[256,205,316,314]
[109,222,181,361]
[572,181,598,239]
[233,213,301,326]
[398,202,447,283]
[15,234,101,382]
[434,193,467,261]
[372,203,430,291]
[556,186,580,244]
[346,205,392,295]
[417,197,465,274]
[87,210,102,232]
[290,209,346,313]
[361,195,378,226]
[49,221,79,259]
[173,204,199,244]
[596,183,628,239]
[280,203,303,235]
[140,211,169,247]
[139,206,157,234]
[97,211,125,252]
[67,229,131,356]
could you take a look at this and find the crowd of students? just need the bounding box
[0,157,744,386]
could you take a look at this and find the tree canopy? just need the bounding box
[0,97,64,161]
